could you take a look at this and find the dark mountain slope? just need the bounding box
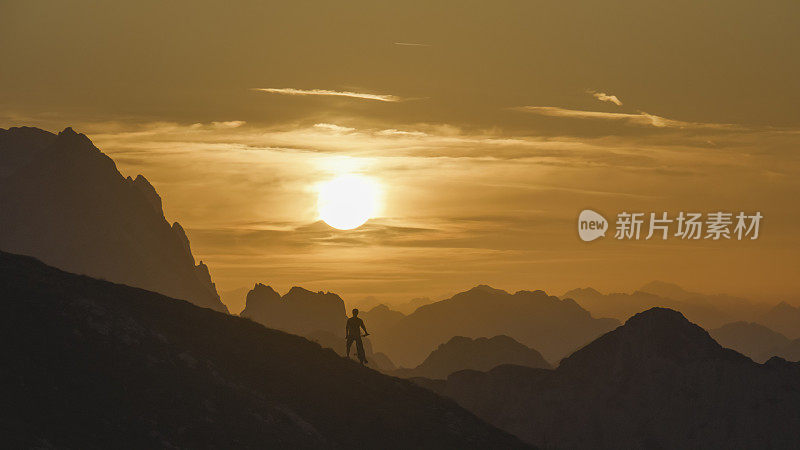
[393,335,551,379]
[435,308,800,449]
[0,126,225,312]
[0,251,528,449]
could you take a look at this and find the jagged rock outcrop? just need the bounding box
[0,126,226,312]
[241,284,346,337]
[130,174,163,216]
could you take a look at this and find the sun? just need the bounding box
[318,174,380,230]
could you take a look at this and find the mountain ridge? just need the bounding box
[430,307,800,448]
[0,126,226,312]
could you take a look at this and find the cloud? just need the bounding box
[376,128,428,137]
[394,42,430,47]
[252,87,402,102]
[212,120,246,129]
[589,91,623,106]
[514,106,738,130]
[314,123,356,133]
[515,106,667,126]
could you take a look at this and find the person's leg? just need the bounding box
[355,337,366,364]
[345,336,353,358]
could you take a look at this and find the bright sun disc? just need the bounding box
[318,175,379,230]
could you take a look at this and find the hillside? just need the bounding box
[433,308,800,448]
[0,126,226,312]
[0,250,528,449]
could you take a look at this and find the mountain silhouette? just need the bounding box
[637,280,695,300]
[393,335,551,379]
[240,286,401,370]
[361,304,405,331]
[0,127,226,312]
[428,307,800,448]
[711,321,800,363]
[760,301,800,339]
[565,283,767,329]
[241,283,346,337]
[0,250,528,449]
[372,285,619,367]
[395,296,434,314]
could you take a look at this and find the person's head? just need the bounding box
[352,308,359,317]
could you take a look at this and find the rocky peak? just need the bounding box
[131,174,164,217]
[171,222,194,266]
[558,307,748,379]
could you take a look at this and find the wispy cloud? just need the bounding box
[376,128,428,137]
[515,106,737,129]
[394,42,430,47]
[314,123,356,133]
[589,90,622,106]
[252,87,402,102]
[211,120,246,129]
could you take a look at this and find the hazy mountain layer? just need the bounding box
[393,335,551,379]
[761,302,800,339]
[711,321,800,363]
[565,282,768,329]
[372,285,619,367]
[0,250,527,449]
[241,283,346,337]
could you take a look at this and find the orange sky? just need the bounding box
[2,0,799,307]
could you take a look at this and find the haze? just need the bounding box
[2,0,799,307]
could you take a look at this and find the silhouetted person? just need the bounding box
[346,308,369,364]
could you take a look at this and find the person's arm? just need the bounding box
[360,319,368,334]
[345,319,349,338]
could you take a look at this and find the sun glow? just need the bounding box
[317,175,381,230]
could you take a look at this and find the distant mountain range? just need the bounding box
[565,281,772,329]
[354,296,433,315]
[372,285,620,367]
[241,283,346,337]
[0,127,226,312]
[760,301,800,339]
[710,321,800,363]
[240,284,397,371]
[421,308,800,448]
[392,335,551,379]
[1,250,527,449]
[360,304,406,332]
